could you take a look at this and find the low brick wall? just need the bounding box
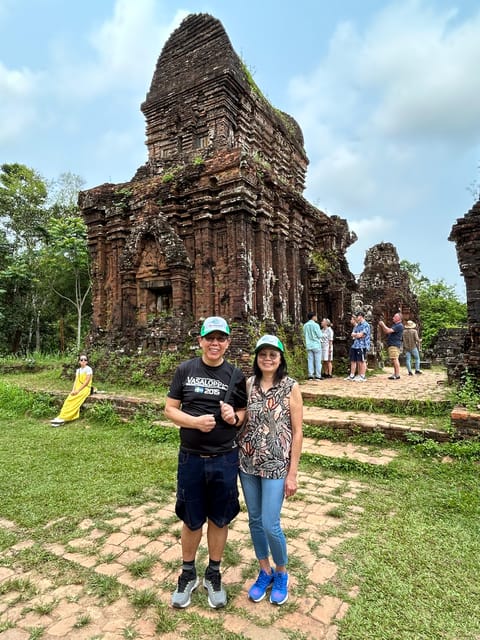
[41,390,478,442]
[450,406,480,438]
[48,391,163,419]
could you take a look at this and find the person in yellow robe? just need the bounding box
[51,355,93,426]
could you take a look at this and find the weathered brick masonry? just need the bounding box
[449,198,480,379]
[79,13,356,352]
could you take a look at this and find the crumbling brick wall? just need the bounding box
[80,14,356,353]
[449,198,480,380]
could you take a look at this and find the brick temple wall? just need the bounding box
[80,14,356,353]
[449,198,480,380]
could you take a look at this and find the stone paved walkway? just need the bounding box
[0,449,396,640]
[300,367,448,402]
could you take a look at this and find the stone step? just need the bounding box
[302,406,451,442]
[302,437,398,465]
[25,382,453,443]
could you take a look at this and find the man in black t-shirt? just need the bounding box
[165,316,247,609]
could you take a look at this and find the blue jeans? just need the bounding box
[239,471,288,567]
[405,348,420,374]
[307,348,322,378]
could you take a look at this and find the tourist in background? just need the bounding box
[345,311,370,382]
[378,312,404,380]
[320,318,334,378]
[238,335,303,606]
[51,355,93,426]
[403,320,422,376]
[303,312,322,380]
[165,316,247,609]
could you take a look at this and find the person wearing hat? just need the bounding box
[403,320,422,376]
[345,311,371,382]
[165,316,247,609]
[237,335,303,606]
[379,312,404,379]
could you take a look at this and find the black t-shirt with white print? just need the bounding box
[167,357,247,455]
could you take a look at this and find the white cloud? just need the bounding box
[0,0,188,164]
[349,215,393,242]
[96,128,144,164]
[290,0,480,221]
[358,2,480,141]
[0,61,39,142]
[52,0,188,99]
[346,216,395,275]
[306,144,378,211]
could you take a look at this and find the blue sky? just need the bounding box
[2,0,480,297]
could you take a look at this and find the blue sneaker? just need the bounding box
[270,571,289,605]
[248,568,274,602]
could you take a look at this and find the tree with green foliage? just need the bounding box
[0,164,91,354]
[0,163,51,351]
[42,215,91,350]
[400,260,467,349]
[0,163,48,252]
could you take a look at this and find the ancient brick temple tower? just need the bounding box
[80,14,356,351]
[356,243,419,322]
[355,242,419,357]
[449,199,480,378]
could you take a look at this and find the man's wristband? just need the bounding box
[233,413,240,425]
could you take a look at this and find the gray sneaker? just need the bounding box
[171,570,199,608]
[203,568,227,608]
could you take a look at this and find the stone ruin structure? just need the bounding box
[79,13,356,353]
[427,328,468,367]
[355,242,419,359]
[449,198,480,380]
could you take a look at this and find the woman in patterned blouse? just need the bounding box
[238,335,303,605]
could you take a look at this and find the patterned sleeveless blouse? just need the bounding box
[238,376,296,479]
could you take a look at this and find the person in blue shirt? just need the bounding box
[345,310,371,382]
[302,312,322,380]
[379,312,404,379]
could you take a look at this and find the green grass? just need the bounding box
[0,363,169,399]
[335,453,480,640]
[0,383,177,528]
[0,528,18,551]
[73,613,91,628]
[0,577,37,601]
[86,574,122,603]
[126,554,158,578]
[155,602,179,634]
[128,588,159,610]
[306,394,453,418]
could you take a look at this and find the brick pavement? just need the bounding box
[0,460,390,639]
[300,367,448,402]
